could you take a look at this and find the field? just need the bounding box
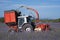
[0,22,60,40]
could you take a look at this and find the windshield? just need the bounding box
[18,18,24,27]
[27,16,34,23]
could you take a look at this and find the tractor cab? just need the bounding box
[18,15,34,31]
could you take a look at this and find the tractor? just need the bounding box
[4,5,50,32]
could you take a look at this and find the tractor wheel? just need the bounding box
[22,24,33,32]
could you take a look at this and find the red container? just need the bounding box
[4,11,16,23]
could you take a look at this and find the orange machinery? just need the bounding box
[4,10,19,32]
[4,6,50,32]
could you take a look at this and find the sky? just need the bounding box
[0,0,60,19]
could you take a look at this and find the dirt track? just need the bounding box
[0,22,60,40]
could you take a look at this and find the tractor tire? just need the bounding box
[22,23,33,32]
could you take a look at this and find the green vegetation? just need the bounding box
[0,17,60,23]
[32,18,60,22]
[40,18,60,22]
[0,17,4,22]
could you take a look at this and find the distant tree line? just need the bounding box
[0,17,60,23]
[0,17,4,22]
[40,18,60,22]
